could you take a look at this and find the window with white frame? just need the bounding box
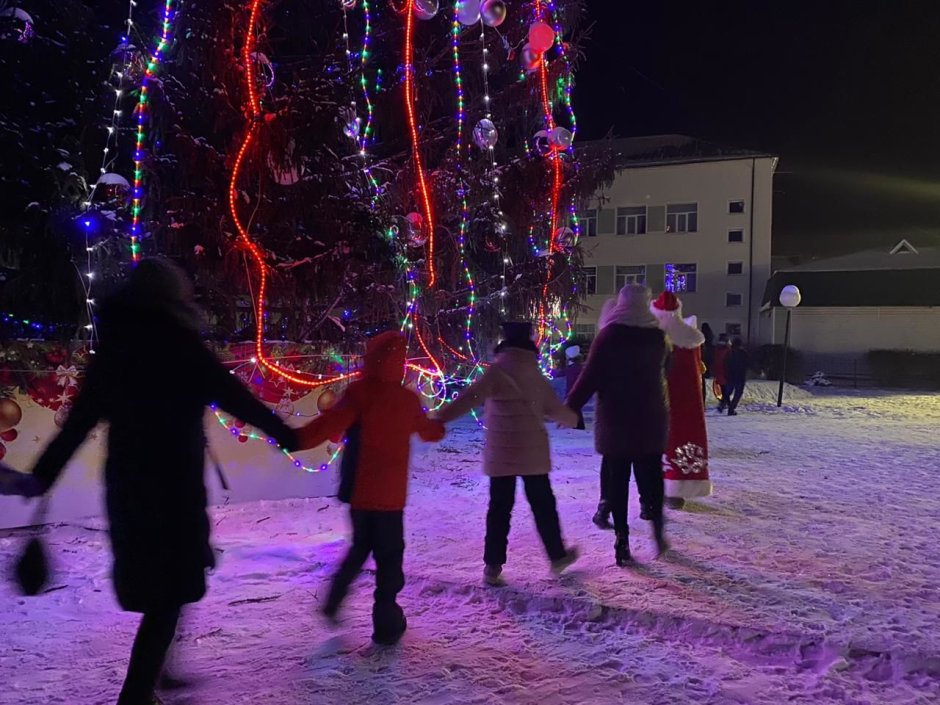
[725,322,742,336]
[582,266,597,295]
[729,200,746,214]
[666,203,698,233]
[615,206,647,235]
[664,263,697,293]
[615,265,646,289]
[727,261,744,275]
[580,209,598,237]
[728,229,745,243]
[726,292,743,307]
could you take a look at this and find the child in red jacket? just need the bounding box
[298,331,444,645]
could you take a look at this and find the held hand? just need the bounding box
[0,466,43,498]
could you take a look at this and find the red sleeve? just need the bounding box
[411,394,445,442]
[297,388,361,450]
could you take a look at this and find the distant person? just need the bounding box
[297,331,445,645]
[726,337,750,416]
[566,285,671,566]
[2,258,299,705]
[650,292,712,509]
[436,322,580,586]
[713,333,731,412]
[700,322,715,403]
[564,345,586,430]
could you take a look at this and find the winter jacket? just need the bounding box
[437,347,578,477]
[31,302,298,613]
[566,324,670,457]
[712,344,731,386]
[297,332,444,511]
[564,362,583,397]
[727,347,750,384]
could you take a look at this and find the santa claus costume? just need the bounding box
[650,292,712,507]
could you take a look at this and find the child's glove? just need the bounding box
[0,465,42,497]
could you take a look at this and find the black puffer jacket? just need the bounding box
[32,301,297,613]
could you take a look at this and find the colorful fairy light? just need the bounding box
[129,0,178,264]
[403,0,437,287]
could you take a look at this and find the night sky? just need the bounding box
[576,0,940,260]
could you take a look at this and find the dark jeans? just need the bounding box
[485,475,566,565]
[603,455,664,538]
[724,380,745,412]
[117,606,181,705]
[326,509,405,634]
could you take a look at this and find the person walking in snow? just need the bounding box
[4,258,300,705]
[713,333,731,412]
[700,322,715,403]
[297,331,445,645]
[435,322,580,586]
[566,284,671,566]
[725,337,750,416]
[650,292,712,510]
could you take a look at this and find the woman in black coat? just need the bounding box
[17,259,299,705]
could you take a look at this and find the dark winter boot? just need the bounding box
[614,534,632,567]
[483,564,505,587]
[653,521,670,558]
[639,504,652,521]
[664,497,685,511]
[372,602,407,646]
[592,502,613,530]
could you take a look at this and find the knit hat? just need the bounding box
[599,284,659,329]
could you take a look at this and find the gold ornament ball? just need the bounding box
[0,398,23,432]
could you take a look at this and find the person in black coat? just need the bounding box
[12,259,299,705]
[726,337,750,416]
[700,323,715,403]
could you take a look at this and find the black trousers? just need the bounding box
[603,455,664,538]
[485,475,566,565]
[326,509,405,632]
[727,379,744,411]
[117,606,181,705]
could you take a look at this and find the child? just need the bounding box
[435,322,579,586]
[298,331,444,645]
[713,333,731,412]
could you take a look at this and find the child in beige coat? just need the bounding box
[436,322,579,585]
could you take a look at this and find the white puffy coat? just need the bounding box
[437,348,578,477]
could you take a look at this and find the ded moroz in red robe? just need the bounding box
[651,292,713,499]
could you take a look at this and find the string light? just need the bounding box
[129,0,177,264]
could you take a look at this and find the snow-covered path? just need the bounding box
[2,386,939,704]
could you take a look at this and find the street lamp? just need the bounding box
[776,284,802,407]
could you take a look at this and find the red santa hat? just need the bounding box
[652,291,680,314]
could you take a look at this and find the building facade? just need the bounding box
[577,136,777,343]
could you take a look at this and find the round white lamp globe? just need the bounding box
[779,284,802,309]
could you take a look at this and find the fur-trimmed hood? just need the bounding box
[650,299,706,350]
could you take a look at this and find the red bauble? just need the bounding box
[0,443,6,461]
[1,428,18,442]
[238,435,249,443]
[0,398,22,432]
[233,419,247,429]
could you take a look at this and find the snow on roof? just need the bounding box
[579,135,774,169]
[775,241,940,273]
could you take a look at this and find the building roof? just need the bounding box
[762,241,940,308]
[771,239,940,273]
[580,135,775,169]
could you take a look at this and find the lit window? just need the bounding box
[664,263,697,293]
[666,203,698,233]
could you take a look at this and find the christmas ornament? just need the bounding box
[0,398,22,432]
[405,212,428,247]
[472,118,498,150]
[339,106,361,140]
[0,443,5,461]
[317,389,338,412]
[414,0,439,20]
[533,130,552,156]
[238,435,249,443]
[528,21,555,53]
[249,52,276,89]
[456,0,481,25]
[481,0,507,27]
[233,419,247,429]
[548,126,573,150]
[553,226,575,249]
[1,428,17,442]
[54,403,70,429]
[0,7,34,44]
[521,43,540,72]
[340,0,357,8]
[94,173,131,203]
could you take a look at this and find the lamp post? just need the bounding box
[776,284,802,407]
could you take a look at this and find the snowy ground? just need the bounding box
[2,383,939,705]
